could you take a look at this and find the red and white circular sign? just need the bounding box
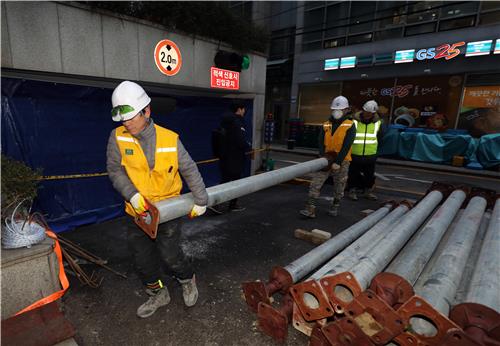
[154,39,182,76]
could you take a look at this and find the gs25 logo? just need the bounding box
[416,42,465,61]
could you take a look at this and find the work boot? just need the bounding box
[328,200,340,217]
[348,188,358,201]
[364,188,378,201]
[136,287,171,318]
[299,204,316,219]
[179,275,198,307]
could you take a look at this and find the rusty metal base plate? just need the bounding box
[292,303,327,337]
[134,200,159,239]
[257,302,289,344]
[369,272,415,309]
[344,289,405,345]
[290,280,334,322]
[319,272,363,315]
[450,303,500,346]
[309,324,332,346]
[322,318,375,346]
[242,281,272,313]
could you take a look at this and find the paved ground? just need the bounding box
[61,153,498,346]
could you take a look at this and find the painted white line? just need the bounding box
[395,176,433,184]
[375,173,390,181]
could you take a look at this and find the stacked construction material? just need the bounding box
[242,183,499,346]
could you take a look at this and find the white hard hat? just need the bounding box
[330,96,349,110]
[111,81,151,122]
[363,100,379,113]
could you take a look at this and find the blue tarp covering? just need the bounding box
[1,77,252,232]
[476,134,500,168]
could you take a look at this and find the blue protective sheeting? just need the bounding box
[476,134,500,168]
[1,77,252,232]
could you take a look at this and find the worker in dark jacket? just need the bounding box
[347,100,384,201]
[300,96,356,218]
[106,81,208,318]
[211,101,251,213]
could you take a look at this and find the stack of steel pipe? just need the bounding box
[308,189,498,346]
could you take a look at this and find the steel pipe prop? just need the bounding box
[242,203,394,312]
[159,158,328,223]
[288,204,410,322]
[449,198,500,346]
[377,189,467,289]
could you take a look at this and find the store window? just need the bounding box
[391,75,464,130]
[349,1,376,34]
[298,83,342,124]
[457,85,500,137]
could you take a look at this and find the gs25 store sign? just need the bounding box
[416,41,465,61]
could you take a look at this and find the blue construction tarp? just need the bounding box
[1,77,252,232]
[476,134,500,168]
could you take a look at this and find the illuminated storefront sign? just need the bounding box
[415,41,465,61]
[324,58,339,70]
[340,56,356,69]
[465,40,493,57]
[395,49,415,64]
[494,39,500,54]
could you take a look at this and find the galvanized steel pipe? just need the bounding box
[156,158,328,223]
[416,196,488,316]
[349,190,444,290]
[386,189,467,285]
[309,204,409,281]
[464,198,500,311]
[285,204,393,282]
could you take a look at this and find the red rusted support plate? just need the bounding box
[369,272,415,310]
[290,279,334,321]
[309,323,332,346]
[134,199,160,239]
[320,272,363,315]
[450,303,500,346]
[321,318,375,346]
[343,289,405,345]
[292,303,327,336]
[393,331,423,346]
[257,293,294,344]
[242,266,294,312]
[397,295,462,345]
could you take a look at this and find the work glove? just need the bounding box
[331,163,341,171]
[130,193,148,215]
[189,204,207,219]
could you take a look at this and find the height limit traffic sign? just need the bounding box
[154,39,182,76]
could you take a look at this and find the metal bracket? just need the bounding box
[319,272,363,315]
[290,280,334,322]
[257,294,294,344]
[450,303,500,346]
[242,281,272,313]
[133,199,159,239]
[292,303,327,336]
[321,318,376,346]
[369,272,415,310]
[309,323,333,346]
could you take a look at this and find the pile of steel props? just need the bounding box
[242,183,500,346]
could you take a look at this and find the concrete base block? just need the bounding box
[1,238,60,319]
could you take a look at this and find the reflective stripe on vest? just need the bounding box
[115,124,183,216]
[351,120,381,156]
[323,119,354,162]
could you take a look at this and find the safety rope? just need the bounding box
[38,148,267,181]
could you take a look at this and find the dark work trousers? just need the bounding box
[127,217,193,285]
[220,164,243,208]
[347,156,377,191]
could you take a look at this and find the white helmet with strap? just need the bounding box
[111,81,151,122]
[363,100,379,113]
[330,96,349,110]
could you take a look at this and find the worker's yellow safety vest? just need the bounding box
[352,120,381,156]
[115,124,183,216]
[323,119,354,162]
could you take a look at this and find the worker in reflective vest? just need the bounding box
[347,100,384,201]
[106,81,208,318]
[300,96,356,218]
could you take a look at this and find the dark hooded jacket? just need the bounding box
[219,112,251,176]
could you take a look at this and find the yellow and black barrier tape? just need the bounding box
[39,148,268,181]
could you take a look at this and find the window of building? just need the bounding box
[440,2,479,18]
[305,1,326,10]
[405,22,437,36]
[375,1,407,29]
[303,7,325,42]
[374,27,403,41]
[481,1,500,11]
[406,1,441,24]
[349,1,376,34]
[439,15,476,31]
[323,37,345,49]
[302,41,322,52]
[347,33,373,45]
[298,83,342,124]
[325,2,349,38]
[479,10,500,25]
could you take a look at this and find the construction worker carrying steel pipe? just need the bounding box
[300,95,355,218]
[106,81,208,318]
[347,100,384,201]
